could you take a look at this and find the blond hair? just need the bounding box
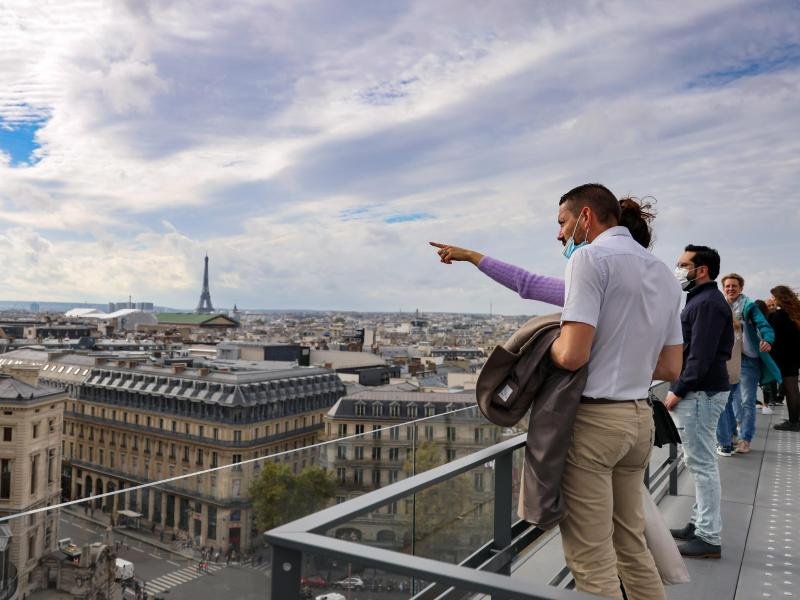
[721,273,744,288]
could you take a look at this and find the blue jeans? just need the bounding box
[671,390,728,545]
[732,355,760,443]
[716,391,738,449]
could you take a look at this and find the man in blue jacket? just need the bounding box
[719,273,781,454]
[665,245,733,558]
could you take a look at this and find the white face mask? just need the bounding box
[674,266,699,291]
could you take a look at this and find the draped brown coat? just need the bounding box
[476,313,587,529]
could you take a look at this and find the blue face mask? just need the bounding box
[562,213,589,259]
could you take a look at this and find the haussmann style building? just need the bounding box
[320,390,498,562]
[0,367,68,600]
[56,359,345,553]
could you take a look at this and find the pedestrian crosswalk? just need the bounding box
[127,563,226,596]
[243,560,270,575]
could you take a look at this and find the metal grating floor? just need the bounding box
[735,403,799,600]
[507,403,799,599]
[661,403,800,600]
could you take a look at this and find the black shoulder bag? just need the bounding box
[650,396,681,447]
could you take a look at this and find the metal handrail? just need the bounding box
[266,384,684,600]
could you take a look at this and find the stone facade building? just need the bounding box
[60,359,345,552]
[0,370,67,600]
[320,390,497,562]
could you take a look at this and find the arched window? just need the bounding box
[376,530,396,543]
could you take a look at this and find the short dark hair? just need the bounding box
[685,244,721,280]
[559,183,621,225]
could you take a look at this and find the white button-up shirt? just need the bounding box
[561,226,683,400]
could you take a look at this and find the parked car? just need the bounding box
[333,576,364,590]
[300,575,327,588]
[315,594,345,600]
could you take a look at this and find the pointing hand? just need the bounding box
[429,242,483,266]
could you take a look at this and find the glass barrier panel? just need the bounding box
[300,549,413,599]
[0,465,274,600]
[0,404,498,600]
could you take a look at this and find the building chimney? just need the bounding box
[172,363,186,374]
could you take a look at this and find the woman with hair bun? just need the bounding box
[769,285,800,431]
[430,196,657,307]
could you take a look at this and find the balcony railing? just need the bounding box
[266,382,681,600]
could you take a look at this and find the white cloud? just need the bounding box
[0,0,797,311]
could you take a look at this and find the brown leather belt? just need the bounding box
[580,396,650,404]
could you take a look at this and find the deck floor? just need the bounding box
[511,404,799,599]
[661,404,799,600]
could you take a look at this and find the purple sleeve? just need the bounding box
[478,256,566,307]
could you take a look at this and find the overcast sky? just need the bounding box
[0,0,798,314]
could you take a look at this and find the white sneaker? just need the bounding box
[762,404,773,415]
[716,445,733,457]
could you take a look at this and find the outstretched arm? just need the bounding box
[478,256,566,307]
[430,242,566,307]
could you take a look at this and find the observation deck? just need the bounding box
[268,390,799,600]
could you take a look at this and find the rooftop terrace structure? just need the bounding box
[266,383,800,600]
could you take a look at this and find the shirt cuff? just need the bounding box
[670,381,688,398]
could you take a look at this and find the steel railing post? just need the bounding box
[270,544,302,600]
[668,443,679,496]
[493,451,513,575]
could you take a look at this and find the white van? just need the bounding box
[114,558,135,581]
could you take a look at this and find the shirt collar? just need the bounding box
[593,225,632,243]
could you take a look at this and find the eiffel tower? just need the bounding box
[195,254,215,313]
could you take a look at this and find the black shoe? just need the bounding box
[677,536,721,558]
[670,522,695,540]
[774,420,800,431]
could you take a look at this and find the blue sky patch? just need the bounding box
[384,212,433,224]
[0,118,47,167]
[340,205,379,221]
[686,44,800,88]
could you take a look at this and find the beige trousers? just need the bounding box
[558,401,665,600]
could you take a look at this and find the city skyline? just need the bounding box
[1,1,799,314]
